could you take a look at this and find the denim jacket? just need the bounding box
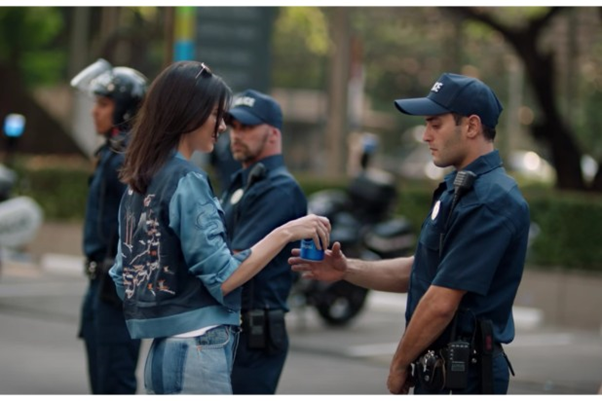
[110,152,250,339]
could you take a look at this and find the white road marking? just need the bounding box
[507,333,576,347]
[39,253,84,277]
[367,291,544,330]
[0,282,84,298]
[344,333,579,359]
[344,342,398,357]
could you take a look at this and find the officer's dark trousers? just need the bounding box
[413,352,510,394]
[79,280,141,394]
[231,330,289,394]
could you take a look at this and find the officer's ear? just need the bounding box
[269,126,281,142]
[465,115,482,139]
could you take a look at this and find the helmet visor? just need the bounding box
[70,58,112,93]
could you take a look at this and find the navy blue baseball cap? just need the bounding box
[394,73,503,128]
[226,89,283,130]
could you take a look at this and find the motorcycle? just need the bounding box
[289,167,415,327]
[0,163,44,277]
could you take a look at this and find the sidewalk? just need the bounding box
[25,221,84,259]
[3,222,601,394]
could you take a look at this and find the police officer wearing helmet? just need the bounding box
[72,60,147,394]
[290,73,529,395]
[221,89,307,394]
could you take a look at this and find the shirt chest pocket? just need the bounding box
[416,220,443,279]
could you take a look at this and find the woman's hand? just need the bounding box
[281,214,331,250]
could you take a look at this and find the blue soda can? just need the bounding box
[300,238,324,261]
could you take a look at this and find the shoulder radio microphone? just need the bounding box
[453,170,477,199]
[440,170,477,257]
[245,163,266,191]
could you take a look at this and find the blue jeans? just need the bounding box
[144,325,240,394]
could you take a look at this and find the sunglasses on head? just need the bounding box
[194,62,212,80]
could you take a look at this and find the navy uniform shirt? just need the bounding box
[83,132,127,262]
[406,150,530,347]
[221,155,307,312]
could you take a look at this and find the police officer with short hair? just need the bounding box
[290,73,530,395]
[221,89,307,394]
[71,60,148,394]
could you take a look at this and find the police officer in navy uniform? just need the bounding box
[290,73,530,395]
[72,61,148,394]
[221,89,307,394]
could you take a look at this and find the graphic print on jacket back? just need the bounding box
[122,191,176,301]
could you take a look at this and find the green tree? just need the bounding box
[0,7,80,154]
[0,7,165,156]
[0,7,66,87]
[272,7,329,89]
[447,7,600,191]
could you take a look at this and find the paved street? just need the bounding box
[0,256,601,395]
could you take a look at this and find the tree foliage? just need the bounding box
[3,6,602,191]
[0,7,65,87]
[271,6,602,191]
[446,7,601,191]
[272,7,329,89]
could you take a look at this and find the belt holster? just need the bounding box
[244,309,267,349]
[84,259,100,280]
[98,258,122,308]
[414,311,471,393]
[476,319,494,394]
[86,258,121,308]
[242,308,286,354]
[241,277,286,354]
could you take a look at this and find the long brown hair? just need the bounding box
[120,61,231,193]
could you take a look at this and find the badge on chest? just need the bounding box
[431,200,441,221]
[230,188,244,205]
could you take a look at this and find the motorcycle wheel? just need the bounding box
[315,281,369,327]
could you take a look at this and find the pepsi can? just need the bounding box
[300,238,324,261]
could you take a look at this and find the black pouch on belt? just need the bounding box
[477,319,495,394]
[266,309,286,355]
[246,309,267,349]
[442,339,471,390]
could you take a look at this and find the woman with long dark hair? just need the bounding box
[110,61,330,394]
